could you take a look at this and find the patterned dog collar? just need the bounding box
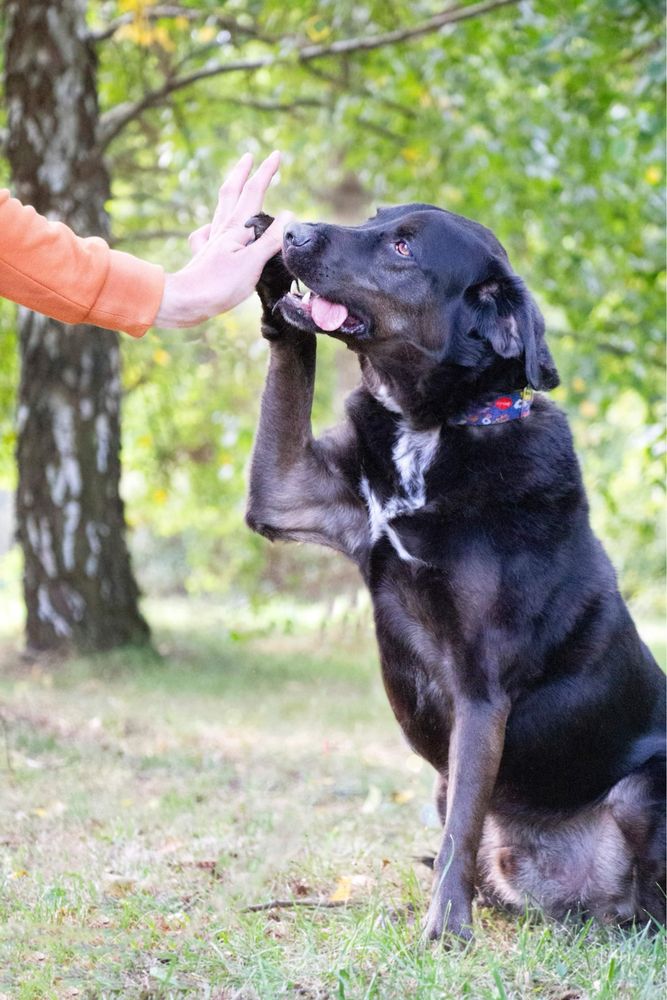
[449,387,534,427]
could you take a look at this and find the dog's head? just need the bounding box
[278,204,558,419]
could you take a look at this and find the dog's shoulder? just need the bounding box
[502,395,584,499]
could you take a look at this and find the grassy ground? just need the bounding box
[0,598,664,1000]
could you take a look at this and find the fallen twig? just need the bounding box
[241,897,364,913]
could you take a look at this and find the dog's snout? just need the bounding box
[284,223,315,248]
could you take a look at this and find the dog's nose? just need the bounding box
[284,223,314,248]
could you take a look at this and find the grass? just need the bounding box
[0,597,664,1000]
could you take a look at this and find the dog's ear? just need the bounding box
[464,265,559,390]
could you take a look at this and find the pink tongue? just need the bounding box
[311,295,348,331]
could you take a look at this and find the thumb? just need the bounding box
[188,222,211,255]
[246,211,294,264]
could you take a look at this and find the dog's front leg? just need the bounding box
[247,330,366,558]
[245,221,366,557]
[245,211,320,539]
[246,328,317,538]
[424,694,509,941]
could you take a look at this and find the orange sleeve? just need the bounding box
[0,189,165,337]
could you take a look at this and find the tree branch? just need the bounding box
[97,0,521,149]
[304,64,418,120]
[222,95,327,114]
[88,5,272,45]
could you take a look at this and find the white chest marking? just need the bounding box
[392,424,441,504]
[372,382,403,414]
[361,423,441,563]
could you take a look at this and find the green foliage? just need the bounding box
[1,0,664,604]
[0,301,18,487]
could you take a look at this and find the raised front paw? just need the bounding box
[245,212,293,311]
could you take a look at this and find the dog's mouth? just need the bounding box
[278,281,370,338]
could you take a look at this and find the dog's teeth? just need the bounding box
[290,280,300,296]
[302,289,311,305]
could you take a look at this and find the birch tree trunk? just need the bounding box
[4,0,149,652]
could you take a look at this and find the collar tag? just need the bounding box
[449,387,534,427]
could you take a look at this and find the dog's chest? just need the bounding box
[359,422,440,562]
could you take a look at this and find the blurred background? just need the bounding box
[0,0,664,645]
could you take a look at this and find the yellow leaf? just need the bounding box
[153,25,175,52]
[391,789,415,805]
[153,348,171,366]
[119,0,157,12]
[116,13,174,51]
[579,399,598,418]
[401,147,420,163]
[305,17,331,43]
[116,22,151,46]
[197,25,218,43]
[152,487,167,505]
[31,800,66,818]
[103,873,137,898]
[162,910,189,930]
[572,376,586,393]
[645,165,662,185]
[329,876,352,902]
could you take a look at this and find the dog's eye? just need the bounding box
[393,240,412,258]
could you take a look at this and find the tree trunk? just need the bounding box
[4,0,149,652]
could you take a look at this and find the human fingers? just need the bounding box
[210,152,254,236]
[227,150,281,227]
[243,210,293,264]
[215,223,257,249]
[188,223,211,255]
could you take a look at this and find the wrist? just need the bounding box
[154,271,206,328]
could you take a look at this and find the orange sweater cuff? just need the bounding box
[89,249,165,338]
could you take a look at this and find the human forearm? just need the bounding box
[0,190,163,336]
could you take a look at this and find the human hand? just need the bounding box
[154,151,293,328]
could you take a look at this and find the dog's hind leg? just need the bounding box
[423,695,510,941]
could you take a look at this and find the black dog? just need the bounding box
[245,206,665,939]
